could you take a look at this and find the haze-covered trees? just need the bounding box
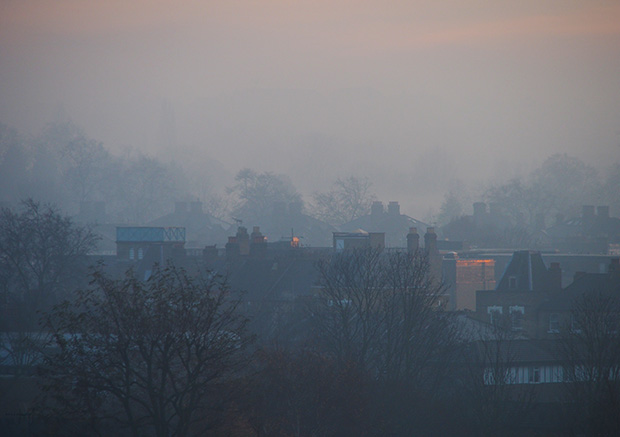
[311,176,375,227]
[228,168,302,223]
[43,263,251,436]
[0,121,190,223]
[0,200,98,318]
[485,154,605,228]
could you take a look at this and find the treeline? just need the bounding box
[0,121,188,223]
[438,153,620,228]
[4,120,617,233]
[0,121,377,228]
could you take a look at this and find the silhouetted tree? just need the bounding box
[312,248,454,390]
[311,176,375,226]
[457,317,535,436]
[559,291,620,435]
[42,262,251,436]
[0,199,98,318]
[313,247,386,369]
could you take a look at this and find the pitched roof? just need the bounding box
[496,251,552,292]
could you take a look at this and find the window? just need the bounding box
[508,276,518,289]
[336,239,344,250]
[487,306,503,325]
[529,367,541,383]
[129,247,135,260]
[548,313,560,333]
[510,306,525,331]
[138,247,144,260]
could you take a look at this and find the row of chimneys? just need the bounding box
[406,227,438,254]
[544,258,619,291]
[225,226,267,258]
[371,201,401,217]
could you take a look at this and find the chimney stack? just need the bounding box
[225,237,239,259]
[407,227,419,253]
[236,226,250,255]
[582,205,595,219]
[250,226,267,257]
[597,205,610,219]
[371,201,384,217]
[424,227,438,255]
[203,245,218,263]
[388,201,400,216]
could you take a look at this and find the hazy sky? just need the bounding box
[1,0,619,216]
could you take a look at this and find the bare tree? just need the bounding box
[42,262,251,436]
[458,318,535,436]
[0,199,98,314]
[379,251,454,386]
[312,176,375,226]
[313,248,453,383]
[313,247,386,369]
[559,291,620,435]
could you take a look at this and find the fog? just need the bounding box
[1,0,620,216]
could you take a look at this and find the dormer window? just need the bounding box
[508,276,518,289]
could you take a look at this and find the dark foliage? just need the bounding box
[41,262,251,437]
